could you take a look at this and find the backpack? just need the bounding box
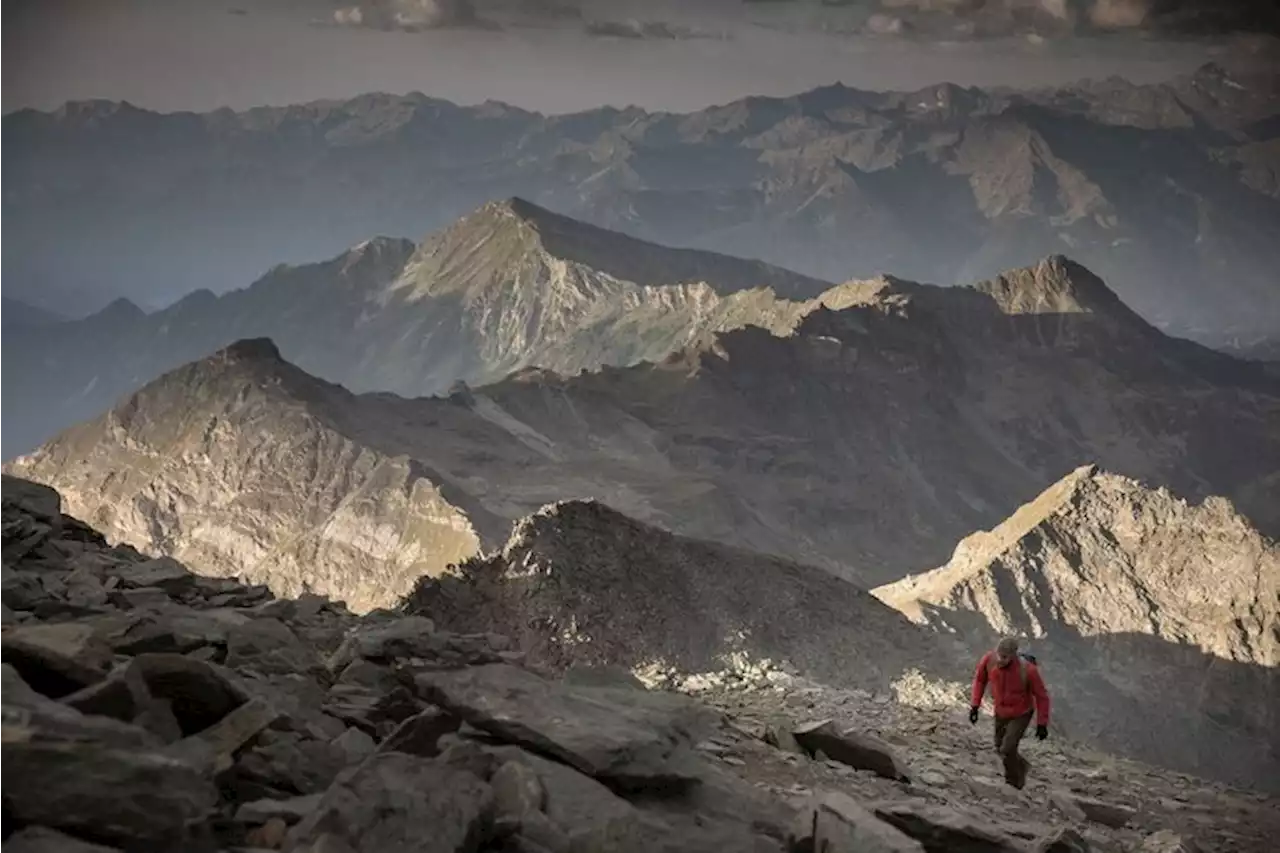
[988,652,1034,692]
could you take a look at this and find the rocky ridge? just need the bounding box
[6,61,1278,340]
[874,465,1280,791]
[9,256,1278,610]
[5,475,1278,852]
[1,198,831,458]
[403,499,969,694]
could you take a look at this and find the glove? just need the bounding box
[968,706,980,725]
[1035,724,1049,741]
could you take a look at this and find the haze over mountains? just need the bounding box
[9,254,1277,612]
[5,60,1278,342]
[7,295,1279,788]
[1,198,831,457]
[7,7,1280,848]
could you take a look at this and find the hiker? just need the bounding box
[968,637,1050,789]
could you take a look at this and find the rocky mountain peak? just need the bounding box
[398,197,829,301]
[972,255,1135,319]
[338,236,416,278]
[214,337,286,366]
[94,296,148,323]
[407,496,963,693]
[874,466,1279,789]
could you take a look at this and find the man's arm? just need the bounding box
[1029,664,1051,726]
[970,653,990,708]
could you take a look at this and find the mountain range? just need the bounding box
[5,60,1278,342]
[8,254,1277,614]
[0,198,829,457]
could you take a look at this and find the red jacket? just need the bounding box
[971,652,1051,726]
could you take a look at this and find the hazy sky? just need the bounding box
[2,0,1247,114]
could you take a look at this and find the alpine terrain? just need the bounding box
[3,472,1278,852]
[875,465,1280,791]
[8,256,1278,607]
[1,198,828,457]
[5,60,1278,342]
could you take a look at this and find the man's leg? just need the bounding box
[997,711,1033,788]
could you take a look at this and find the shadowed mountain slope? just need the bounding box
[8,257,1278,615]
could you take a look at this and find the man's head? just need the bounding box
[995,637,1019,667]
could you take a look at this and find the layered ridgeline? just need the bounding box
[7,479,1277,852]
[1,198,828,457]
[9,256,1278,612]
[875,465,1280,791]
[6,62,1279,340]
[404,499,967,693]
[406,487,1280,792]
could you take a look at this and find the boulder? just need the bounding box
[1068,795,1136,828]
[2,475,63,525]
[2,826,122,853]
[324,684,426,736]
[1032,827,1093,853]
[493,758,548,821]
[332,726,377,763]
[235,793,324,825]
[327,616,436,669]
[63,567,110,610]
[110,556,195,594]
[285,751,495,853]
[113,653,249,734]
[228,617,326,676]
[789,791,926,853]
[2,567,49,611]
[111,587,173,611]
[233,731,350,796]
[871,802,1024,853]
[792,719,909,781]
[2,622,111,696]
[168,697,282,771]
[240,672,347,739]
[564,809,785,853]
[1140,830,1201,852]
[416,663,703,792]
[376,707,462,757]
[61,656,184,742]
[1,739,218,846]
[480,744,636,838]
[109,609,247,655]
[763,720,805,756]
[2,664,161,749]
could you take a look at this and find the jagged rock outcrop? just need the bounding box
[4,341,493,614]
[405,499,967,692]
[875,465,1280,790]
[1,198,829,457]
[10,255,1278,610]
[5,477,1276,852]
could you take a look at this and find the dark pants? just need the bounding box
[993,711,1033,789]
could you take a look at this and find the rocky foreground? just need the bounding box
[4,476,1277,853]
